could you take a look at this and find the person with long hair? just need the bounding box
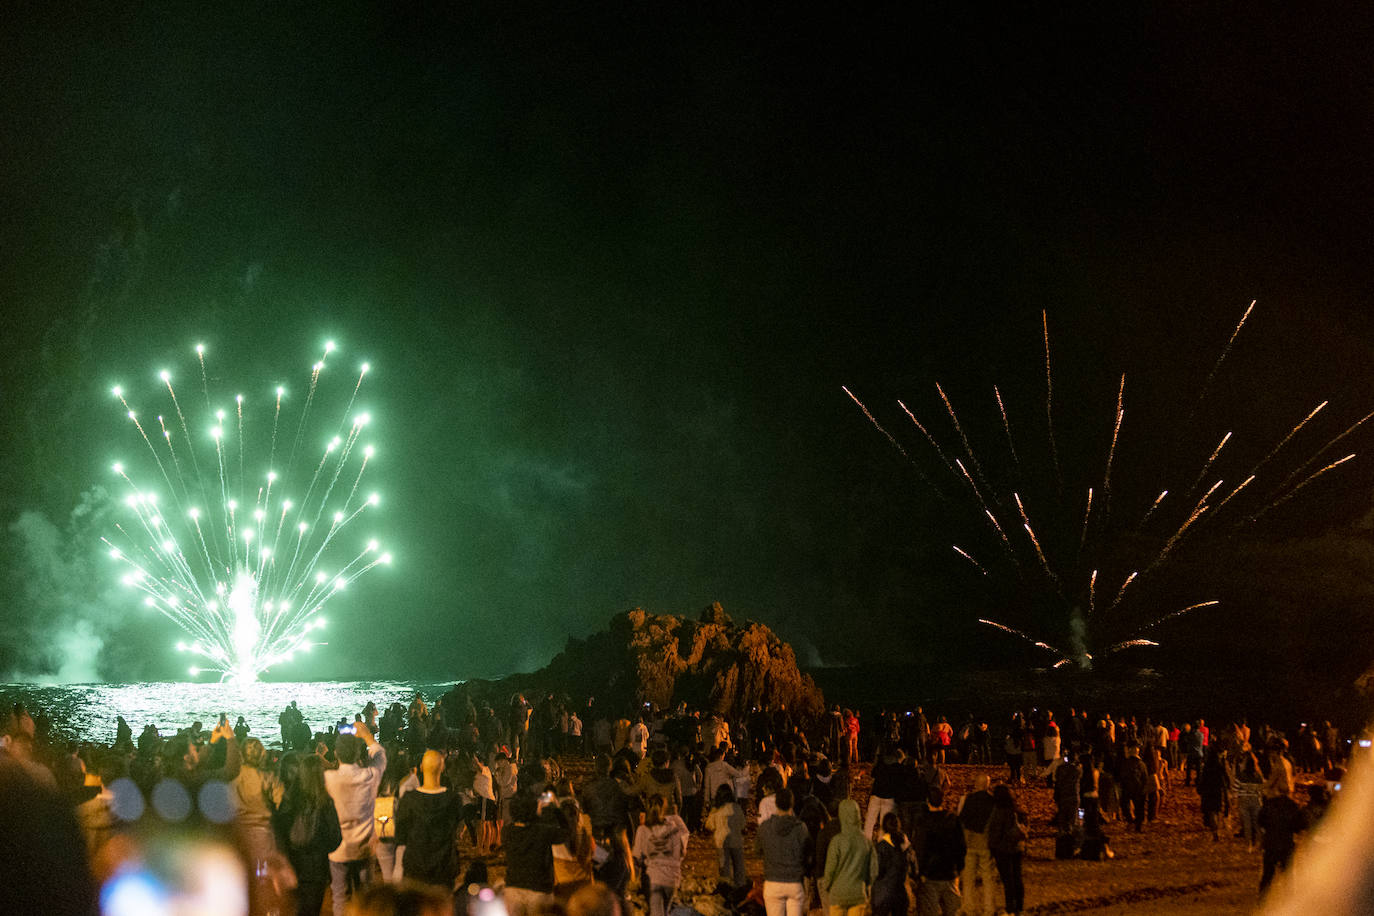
[274,753,343,916]
[871,812,908,916]
[705,783,747,891]
[233,737,282,863]
[552,779,596,899]
[1235,748,1265,851]
[1198,745,1233,842]
[987,784,1027,916]
[632,794,689,916]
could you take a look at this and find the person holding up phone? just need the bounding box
[324,718,386,915]
[503,788,572,916]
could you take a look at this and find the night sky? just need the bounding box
[5,6,1374,683]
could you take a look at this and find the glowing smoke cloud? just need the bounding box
[105,341,392,682]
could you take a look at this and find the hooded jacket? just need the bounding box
[821,799,876,907]
[632,815,689,888]
[756,811,811,882]
[638,767,682,809]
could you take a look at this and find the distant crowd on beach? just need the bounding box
[0,689,1356,916]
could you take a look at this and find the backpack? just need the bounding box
[1120,758,1148,795]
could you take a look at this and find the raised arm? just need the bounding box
[356,720,387,780]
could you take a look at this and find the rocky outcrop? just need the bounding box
[495,603,825,719]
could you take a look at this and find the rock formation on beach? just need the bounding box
[485,603,826,719]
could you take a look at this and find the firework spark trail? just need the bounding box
[1043,310,1061,483]
[298,425,372,575]
[1279,409,1374,490]
[1022,522,1057,582]
[206,412,234,568]
[984,509,1014,552]
[1102,374,1125,496]
[844,388,935,489]
[107,341,389,682]
[847,306,1371,667]
[154,414,192,508]
[1011,492,1055,581]
[280,440,344,594]
[978,618,1062,655]
[196,344,210,405]
[1132,480,1220,574]
[287,353,328,480]
[1013,492,1031,527]
[1251,454,1357,520]
[1193,478,1224,514]
[1079,487,1093,551]
[897,400,954,474]
[1288,453,1357,494]
[995,385,1019,465]
[1139,490,1168,526]
[1193,300,1256,411]
[164,372,203,483]
[936,383,986,483]
[1140,600,1221,632]
[267,386,285,472]
[347,446,375,507]
[1211,475,1254,515]
[1104,638,1159,654]
[1185,432,1231,501]
[1250,401,1328,476]
[952,545,987,575]
[1110,571,1138,609]
[236,395,246,509]
[117,403,188,534]
[842,387,910,460]
[956,459,999,524]
[332,364,370,439]
[1150,504,1209,569]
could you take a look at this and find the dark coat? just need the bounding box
[871,837,909,916]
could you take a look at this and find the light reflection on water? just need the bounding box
[0,680,461,746]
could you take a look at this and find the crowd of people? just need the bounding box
[0,690,1355,916]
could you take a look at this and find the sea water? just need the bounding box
[0,680,463,746]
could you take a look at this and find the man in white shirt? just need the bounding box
[325,719,387,916]
[629,717,650,764]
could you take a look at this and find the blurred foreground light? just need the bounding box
[108,777,146,822]
[197,781,234,824]
[151,779,192,822]
[100,869,165,915]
